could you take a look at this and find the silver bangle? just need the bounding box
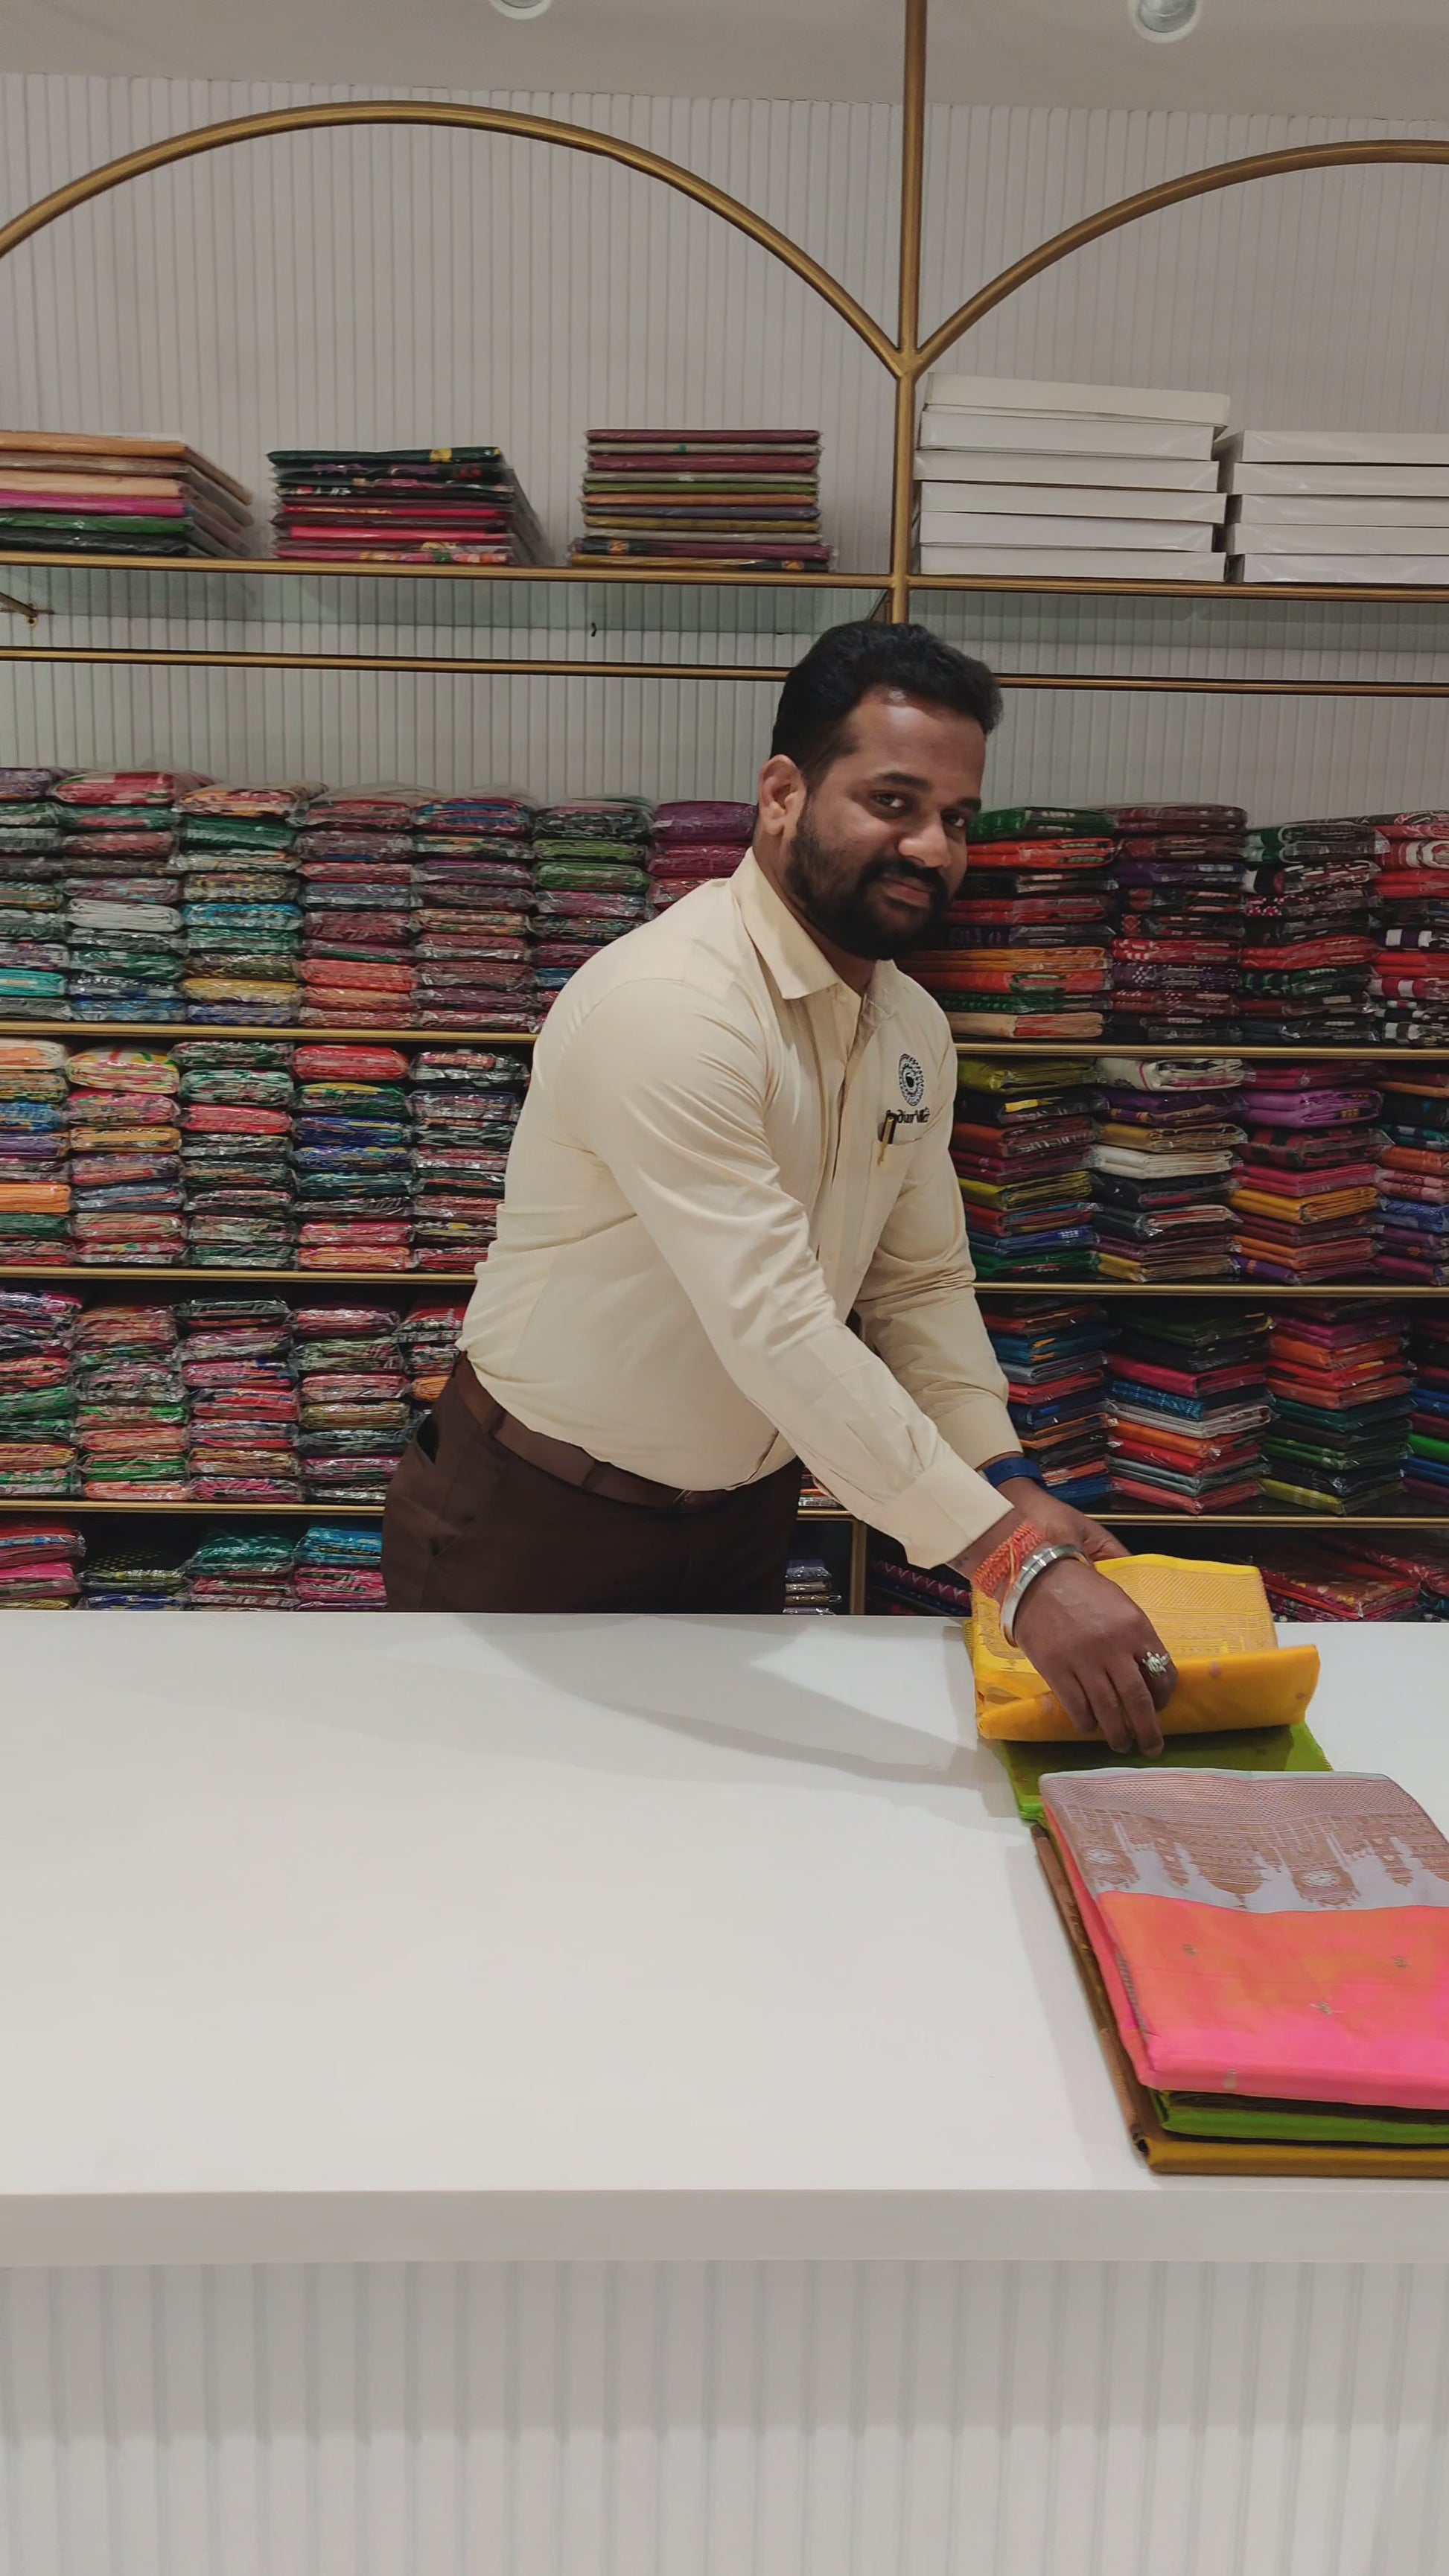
[999,1541,1089,1647]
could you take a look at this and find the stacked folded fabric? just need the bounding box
[0,767,67,1018]
[914,808,1116,1040]
[0,1517,83,1605]
[914,374,1229,579]
[177,1296,301,1503]
[1108,803,1246,1039]
[1375,1067,1449,1282]
[1320,1531,1449,1615]
[410,796,539,1029]
[571,430,827,570]
[408,1048,524,1272]
[981,1295,1112,1505]
[1238,819,1378,1043]
[783,1556,841,1615]
[648,801,753,914]
[296,792,419,1028]
[1229,1065,1381,1284]
[1253,1542,1421,1623]
[80,1541,192,1609]
[1217,425,1449,583]
[0,431,252,557]
[65,1047,184,1265]
[57,771,200,1024]
[529,801,652,998]
[0,1037,70,1263]
[294,1303,410,1505]
[176,782,310,1024]
[1261,1301,1411,1514]
[952,1055,1099,1279]
[174,1039,297,1268]
[1370,812,1449,1042]
[0,1287,77,1496]
[397,1300,465,1407]
[72,1301,187,1500]
[1089,1052,1244,1282]
[270,448,546,567]
[1407,1311,1449,1509]
[1106,1304,1271,1511]
[293,1044,414,1271]
[183,1528,297,1609]
[1038,1765,1449,2169]
[864,1539,974,1619]
[293,1520,388,1609]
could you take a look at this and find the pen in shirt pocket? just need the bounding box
[877,1111,899,1162]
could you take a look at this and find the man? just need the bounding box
[384,621,1173,1754]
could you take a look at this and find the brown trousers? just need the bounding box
[382,1363,804,1613]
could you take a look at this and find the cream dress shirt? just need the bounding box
[459,850,1018,1566]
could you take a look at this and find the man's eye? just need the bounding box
[875,793,905,813]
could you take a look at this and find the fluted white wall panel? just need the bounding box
[1,2258,1447,2575]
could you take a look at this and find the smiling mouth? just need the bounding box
[876,874,936,905]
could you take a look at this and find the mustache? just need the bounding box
[861,858,948,902]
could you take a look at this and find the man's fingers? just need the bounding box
[1051,1668,1099,1741]
[1112,1653,1166,1757]
[1141,1648,1178,1714]
[1080,1659,1133,1752]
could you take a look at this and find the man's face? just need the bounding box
[771,686,987,961]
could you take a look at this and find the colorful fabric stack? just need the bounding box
[1229,1065,1381,1284]
[1407,1311,1449,1510]
[65,1047,183,1265]
[1106,1305,1271,1511]
[293,1303,409,1505]
[913,807,1116,1040]
[0,1288,77,1496]
[1238,818,1378,1043]
[80,1541,192,1609]
[648,802,752,914]
[71,1302,187,1501]
[269,448,545,567]
[410,796,539,1030]
[982,1295,1112,1506]
[1089,1053,1243,1282]
[1319,1531,1449,1617]
[408,1048,524,1273]
[177,1296,300,1503]
[0,1517,83,1606]
[176,782,310,1024]
[952,1056,1099,1280]
[529,801,652,1000]
[398,1301,465,1409]
[0,766,67,1020]
[1108,803,1246,1040]
[1375,1068,1449,1283]
[783,1556,841,1614]
[1234,1540,1421,1624]
[864,1539,973,1619]
[0,431,252,556]
[293,1520,388,1609]
[1261,1302,1411,1515]
[293,1044,413,1272]
[174,1039,297,1269]
[57,771,200,1024]
[184,1528,296,1609]
[570,430,827,570]
[296,792,418,1030]
[0,1037,70,1264]
[1369,812,1449,1042]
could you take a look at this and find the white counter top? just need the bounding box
[2,1610,1446,2267]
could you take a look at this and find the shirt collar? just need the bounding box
[733,848,908,1025]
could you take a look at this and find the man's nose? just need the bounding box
[895,814,953,871]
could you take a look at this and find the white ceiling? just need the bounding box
[0,0,1447,117]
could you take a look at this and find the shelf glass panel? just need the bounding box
[911,579,1449,692]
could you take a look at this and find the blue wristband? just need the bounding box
[979,1453,1045,1493]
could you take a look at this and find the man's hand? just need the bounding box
[994,1476,1128,1566]
[954,1482,1176,1756]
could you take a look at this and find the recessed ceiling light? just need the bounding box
[490,0,554,17]
[1131,0,1201,36]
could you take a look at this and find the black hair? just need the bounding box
[769,620,1003,785]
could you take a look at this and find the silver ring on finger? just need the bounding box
[1138,1651,1173,1680]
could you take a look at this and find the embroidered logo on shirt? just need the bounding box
[898,1052,926,1109]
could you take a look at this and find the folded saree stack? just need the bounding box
[407,1048,525,1272]
[1406,1309,1449,1507]
[0,1038,70,1264]
[1238,817,1378,1044]
[1037,1766,1449,2172]
[1230,1065,1381,1283]
[296,791,418,1028]
[0,431,252,556]
[1089,1052,1243,1282]
[529,801,652,999]
[0,768,66,1018]
[570,430,827,570]
[58,771,201,1024]
[293,1520,387,1609]
[912,807,1116,1039]
[0,1288,77,1496]
[952,1055,1100,1279]
[270,447,545,566]
[409,796,539,1029]
[1375,1067,1449,1283]
[983,1295,1112,1505]
[1106,1304,1271,1510]
[1107,803,1246,1041]
[1371,812,1449,1042]
[398,1300,466,1406]
[1261,1299,1410,1513]
[174,1039,297,1268]
[293,1043,414,1272]
[293,1302,409,1505]
[178,1295,300,1504]
[72,1301,186,1501]
[0,1517,83,1605]
[648,802,753,912]
[184,1528,296,1610]
[176,782,310,1024]
[66,1047,184,1264]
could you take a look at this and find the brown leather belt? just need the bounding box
[451,1359,733,1513]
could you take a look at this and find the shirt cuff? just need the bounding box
[890,1441,1016,1572]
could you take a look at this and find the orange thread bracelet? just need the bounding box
[969,1519,1042,1604]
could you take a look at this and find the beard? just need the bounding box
[782,804,950,960]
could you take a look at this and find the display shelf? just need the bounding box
[972,1281,1448,1298]
[0,1267,477,1287]
[0,1496,851,1522]
[6,1024,1449,1065]
[1099,1506,1449,1528]
[1,1269,1442,1295]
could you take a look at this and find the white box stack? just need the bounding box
[914,373,1231,581]
[1217,428,1449,584]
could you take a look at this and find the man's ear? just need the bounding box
[757,753,807,838]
